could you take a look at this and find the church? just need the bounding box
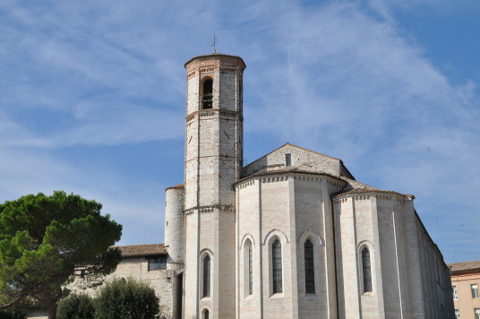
[70,53,454,319]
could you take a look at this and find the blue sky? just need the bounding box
[1,0,479,264]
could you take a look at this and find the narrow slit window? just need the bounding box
[203,256,211,297]
[286,153,291,166]
[304,240,315,294]
[204,309,209,319]
[249,244,253,295]
[272,239,282,293]
[203,79,213,109]
[362,248,372,293]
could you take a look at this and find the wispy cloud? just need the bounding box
[0,0,478,260]
[234,0,480,259]
[0,146,168,245]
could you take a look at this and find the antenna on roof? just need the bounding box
[449,249,456,263]
[212,32,217,54]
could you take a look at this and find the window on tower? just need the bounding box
[203,255,211,297]
[203,78,213,109]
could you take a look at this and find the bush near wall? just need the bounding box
[95,277,160,319]
[56,277,160,319]
[56,294,95,319]
[0,310,26,319]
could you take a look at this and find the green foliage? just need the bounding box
[56,294,95,319]
[95,278,159,319]
[0,191,123,319]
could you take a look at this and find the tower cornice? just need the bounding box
[184,53,246,69]
[185,109,244,122]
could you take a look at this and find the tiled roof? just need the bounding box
[448,260,480,274]
[165,184,184,191]
[332,186,414,199]
[184,53,246,68]
[235,167,346,186]
[114,244,167,257]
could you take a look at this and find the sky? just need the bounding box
[0,0,479,264]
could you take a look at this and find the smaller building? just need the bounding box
[69,244,177,318]
[449,260,480,319]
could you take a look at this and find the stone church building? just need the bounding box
[67,53,454,319]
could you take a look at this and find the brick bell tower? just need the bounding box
[182,54,246,319]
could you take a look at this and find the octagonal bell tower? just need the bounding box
[183,54,246,319]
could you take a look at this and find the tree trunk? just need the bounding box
[47,302,57,319]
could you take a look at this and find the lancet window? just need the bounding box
[304,240,315,294]
[248,244,253,295]
[362,248,372,293]
[272,239,282,293]
[203,255,211,297]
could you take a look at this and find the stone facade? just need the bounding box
[66,244,177,318]
[57,53,454,319]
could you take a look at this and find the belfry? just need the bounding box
[178,54,245,318]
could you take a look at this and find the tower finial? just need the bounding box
[212,32,217,54]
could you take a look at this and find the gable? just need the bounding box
[242,143,354,179]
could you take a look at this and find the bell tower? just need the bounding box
[183,54,246,319]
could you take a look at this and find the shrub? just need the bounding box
[95,277,159,319]
[56,294,95,319]
[0,310,26,319]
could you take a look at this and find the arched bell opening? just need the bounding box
[202,78,213,109]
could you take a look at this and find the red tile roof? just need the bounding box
[235,167,346,186]
[114,244,167,257]
[165,184,184,191]
[332,187,414,199]
[448,260,480,274]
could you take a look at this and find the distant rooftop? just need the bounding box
[115,243,166,258]
[449,260,480,274]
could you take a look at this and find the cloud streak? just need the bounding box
[0,0,478,261]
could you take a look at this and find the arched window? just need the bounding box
[204,309,209,319]
[304,239,315,294]
[272,239,282,293]
[202,79,213,109]
[248,244,253,295]
[362,248,372,292]
[203,255,211,297]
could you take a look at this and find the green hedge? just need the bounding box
[0,310,26,319]
[56,277,159,319]
[95,278,159,319]
[57,294,95,319]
